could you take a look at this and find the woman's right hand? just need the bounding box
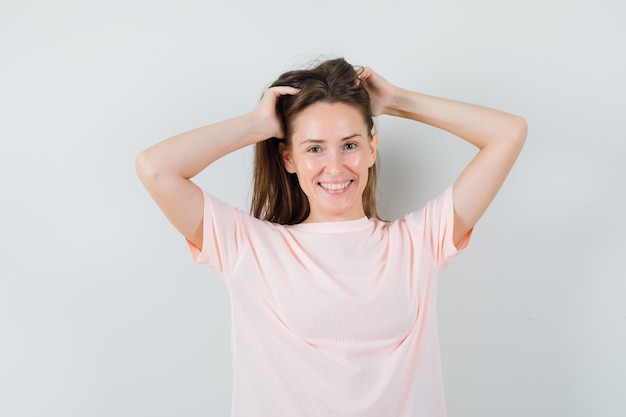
[251,86,300,141]
[135,85,299,250]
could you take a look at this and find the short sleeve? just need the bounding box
[186,189,247,277]
[405,185,473,268]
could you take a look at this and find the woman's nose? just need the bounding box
[325,150,344,174]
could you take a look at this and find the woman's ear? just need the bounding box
[279,142,296,173]
[368,133,379,167]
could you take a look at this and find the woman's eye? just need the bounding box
[344,142,357,150]
[307,146,322,153]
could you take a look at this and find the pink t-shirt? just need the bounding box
[189,186,471,417]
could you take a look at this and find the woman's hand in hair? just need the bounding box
[252,86,300,140]
[358,67,399,117]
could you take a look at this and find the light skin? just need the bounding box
[358,67,527,246]
[136,66,526,250]
[135,85,299,250]
[281,102,378,223]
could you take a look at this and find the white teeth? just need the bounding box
[320,181,350,191]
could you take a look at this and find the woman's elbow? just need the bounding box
[135,148,161,184]
[499,115,527,152]
[511,115,528,146]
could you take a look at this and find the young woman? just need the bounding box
[136,58,526,416]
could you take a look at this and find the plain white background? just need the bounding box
[1,0,625,416]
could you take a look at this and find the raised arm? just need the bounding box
[359,68,527,247]
[135,86,299,250]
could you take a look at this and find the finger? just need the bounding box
[358,66,374,81]
[267,86,301,97]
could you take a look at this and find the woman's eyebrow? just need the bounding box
[299,134,362,144]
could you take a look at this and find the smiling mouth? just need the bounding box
[319,181,352,191]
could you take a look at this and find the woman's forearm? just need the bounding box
[134,86,297,249]
[136,112,265,181]
[385,88,527,149]
[381,86,527,245]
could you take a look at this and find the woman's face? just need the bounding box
[282,101,378,223]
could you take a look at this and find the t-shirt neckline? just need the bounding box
[288,216,372,233]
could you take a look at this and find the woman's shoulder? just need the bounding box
[383,186,455,228]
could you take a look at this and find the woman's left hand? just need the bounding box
[358,67,399,117]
